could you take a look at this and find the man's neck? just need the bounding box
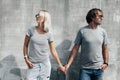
[88,22,98,29]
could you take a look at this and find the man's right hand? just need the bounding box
[64,64,70,74]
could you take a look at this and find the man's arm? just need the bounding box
[101,45,109,70]
[65,44,80,72]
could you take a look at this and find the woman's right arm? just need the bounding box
[23,35,34,69]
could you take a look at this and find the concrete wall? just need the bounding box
[0,0,120,80]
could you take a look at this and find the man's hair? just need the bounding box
[86,8,103,24]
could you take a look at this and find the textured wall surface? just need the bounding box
[0,0,120,80]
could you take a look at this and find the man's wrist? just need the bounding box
[103,62,108,66]
[66,63,70,68]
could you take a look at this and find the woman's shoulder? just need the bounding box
[27,26,36,33]
[28,26,36,30]
[27,26,36,35]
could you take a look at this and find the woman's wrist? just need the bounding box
[58,64,63,68]
[24,55,29,62]
[24,55,28,58]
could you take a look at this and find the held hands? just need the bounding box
[59,65,66,74]
[59,64,70,74]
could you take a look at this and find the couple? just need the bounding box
[23,8,109,80]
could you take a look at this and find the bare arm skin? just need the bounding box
[49,42,65,73]
[65,44,80,73]
[23,35,34,69]
[100,45,109,70]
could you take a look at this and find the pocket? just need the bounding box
[95,69,104,75]
[99,69,104,72]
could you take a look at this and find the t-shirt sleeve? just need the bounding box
[48,33,54,42]
[103,31,108,45]
[26,28,32,37]
[74,30,82,46]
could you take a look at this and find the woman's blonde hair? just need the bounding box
[36,10,51,32]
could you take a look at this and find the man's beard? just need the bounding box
[94,22,101,25]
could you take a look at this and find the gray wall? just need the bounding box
[0,0,120,80]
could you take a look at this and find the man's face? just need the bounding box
[93,11,103,25]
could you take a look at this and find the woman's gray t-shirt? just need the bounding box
[26,27,54,63]
[74,26,108,69]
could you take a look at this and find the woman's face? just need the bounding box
[36,11,45,23]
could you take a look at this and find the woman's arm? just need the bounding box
[49,42,65,73]
[23,35,34,69]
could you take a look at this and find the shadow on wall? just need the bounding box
[0,55,23,80]
[0,40,81,80]
[50,39,81,80]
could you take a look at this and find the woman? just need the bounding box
[23,10,65,80]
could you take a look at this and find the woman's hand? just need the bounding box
[59,65,66,74]
[59,64,70,74]
[25,58,34,69]
[64,64,70,74]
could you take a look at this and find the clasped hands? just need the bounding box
[59,64,70,74]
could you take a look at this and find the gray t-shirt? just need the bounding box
[75,26,108,69]
[26,27,54,63]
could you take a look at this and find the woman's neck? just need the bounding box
[36,23,45,33]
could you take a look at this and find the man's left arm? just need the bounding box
[100,45,109,70]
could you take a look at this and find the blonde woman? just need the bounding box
[23,10,65,80]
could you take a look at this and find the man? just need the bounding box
[64,8,109,80]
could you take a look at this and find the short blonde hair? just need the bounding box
[36,10,51,32]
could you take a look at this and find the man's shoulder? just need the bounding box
[79,26,88,32]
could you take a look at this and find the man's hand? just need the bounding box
[100,64,108,70]
[62,64,70,74]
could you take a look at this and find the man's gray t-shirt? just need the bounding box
[75,26,108,69]
[26,27,54,63]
